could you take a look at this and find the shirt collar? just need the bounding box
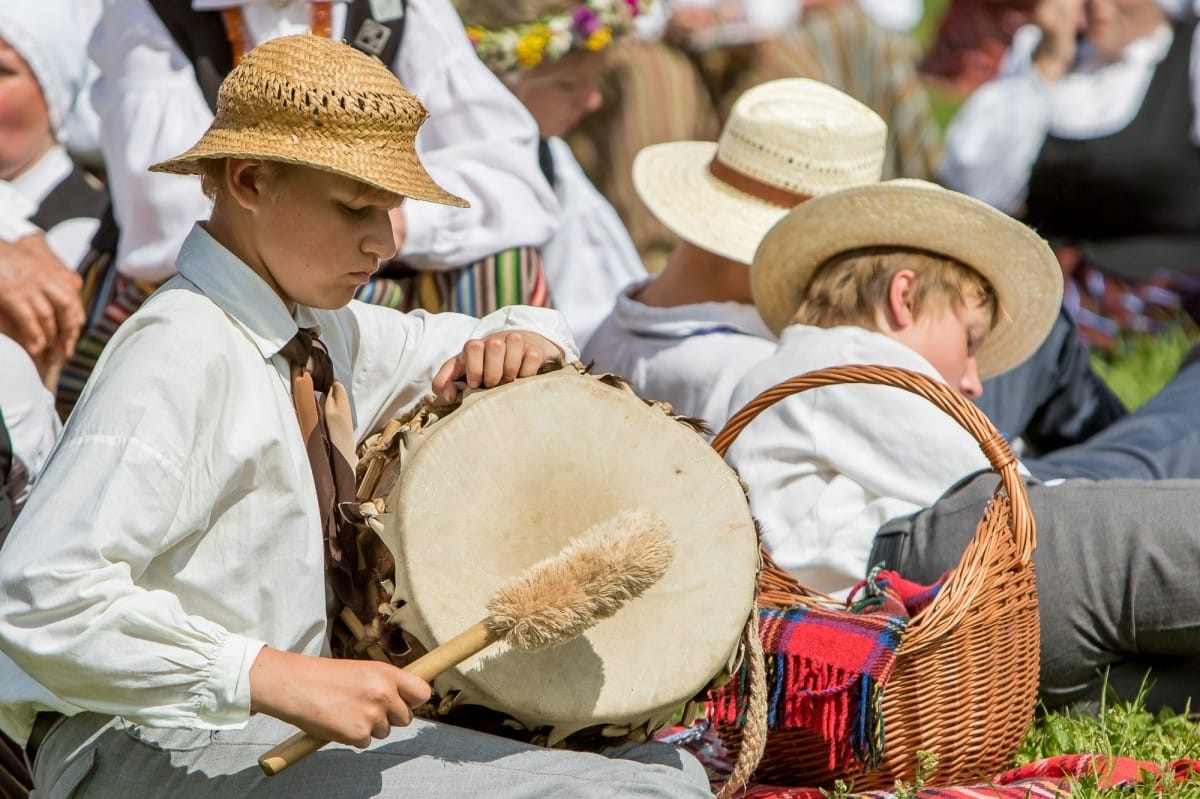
[176,223,316,360]
[779,323,947,382]
[612,279,776,340]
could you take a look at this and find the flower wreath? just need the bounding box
[466,0,650,75]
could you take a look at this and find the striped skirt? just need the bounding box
[55,246,550,418]
[355,245,550,316]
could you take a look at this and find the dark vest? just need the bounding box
[29,161,109,261]
[87,1,410,263]
[146,0,410,113]
[1025,20,1200,281]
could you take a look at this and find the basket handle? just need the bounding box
[711,364,1034,563]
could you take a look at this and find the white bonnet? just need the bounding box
[0,0,89,141]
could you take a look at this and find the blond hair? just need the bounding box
[790,248,998,331]
[196,158,297,201]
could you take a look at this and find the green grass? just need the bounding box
[1013,682,1200,799]
[1088,327,1197,410]
[809,685,1200,799]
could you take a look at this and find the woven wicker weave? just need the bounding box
[710,365,1040,791]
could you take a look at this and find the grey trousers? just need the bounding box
[1023,356,1200,481]
[872,470,1200,713]
[32,712,712,798]
[977,307,1200,480]
[977,309,1127,456]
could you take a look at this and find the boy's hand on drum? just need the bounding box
[249,646,431,747]
[433,330,563,402]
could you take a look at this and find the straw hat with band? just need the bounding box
[631,78,887,265]
[151,33,467,209]
[752,179,1064,380]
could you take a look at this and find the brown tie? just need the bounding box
[280,326,361,611]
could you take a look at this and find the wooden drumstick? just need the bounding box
[258,509,674,776]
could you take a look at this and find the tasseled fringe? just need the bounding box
[709,652,888,772]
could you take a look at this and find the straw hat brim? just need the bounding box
[151,127,468,208]
[632,141,790,265]
[751,181,1063,380]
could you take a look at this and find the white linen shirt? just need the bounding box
[581,282,776,432]
[941,22,1200,214]
[0,224,578,745]
[724,325,994,598]
[541,137,647,350]
[88,0,559,282]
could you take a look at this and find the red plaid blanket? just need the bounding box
[740,755,1200,798]
[708,570,946,772]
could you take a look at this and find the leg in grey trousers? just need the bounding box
[977,309,1127,455]
[33,712,712,799]
[871,470,1200,712]
[1023,357,1200,481]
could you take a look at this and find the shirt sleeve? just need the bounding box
[88,0,214,283]
[394,0,560,269]
[0,317,268,729]
[939,25,1055,215]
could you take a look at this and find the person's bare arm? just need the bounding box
[1032,0,1085,82]
[248,647,431,747]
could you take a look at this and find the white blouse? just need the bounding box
[540,137,647,350]
[5,146,101,270]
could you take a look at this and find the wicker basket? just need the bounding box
[710,365,1040,791]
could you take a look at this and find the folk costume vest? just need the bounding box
[1025,19,1200,283]
[28,163,109,250]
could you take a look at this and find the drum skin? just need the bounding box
[378,369,760,743]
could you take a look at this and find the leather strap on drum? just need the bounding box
[280,327,360,612]
[708,157,812,208]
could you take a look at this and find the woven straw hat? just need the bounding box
[151,34,467,207]
[632,78,887,265]
[752,179,1064,380]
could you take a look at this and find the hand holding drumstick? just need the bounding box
[257,509,675,776]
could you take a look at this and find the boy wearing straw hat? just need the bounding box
[730,178,1200,711]
[0,34,710,798]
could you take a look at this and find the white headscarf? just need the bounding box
[0,0,89,141]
